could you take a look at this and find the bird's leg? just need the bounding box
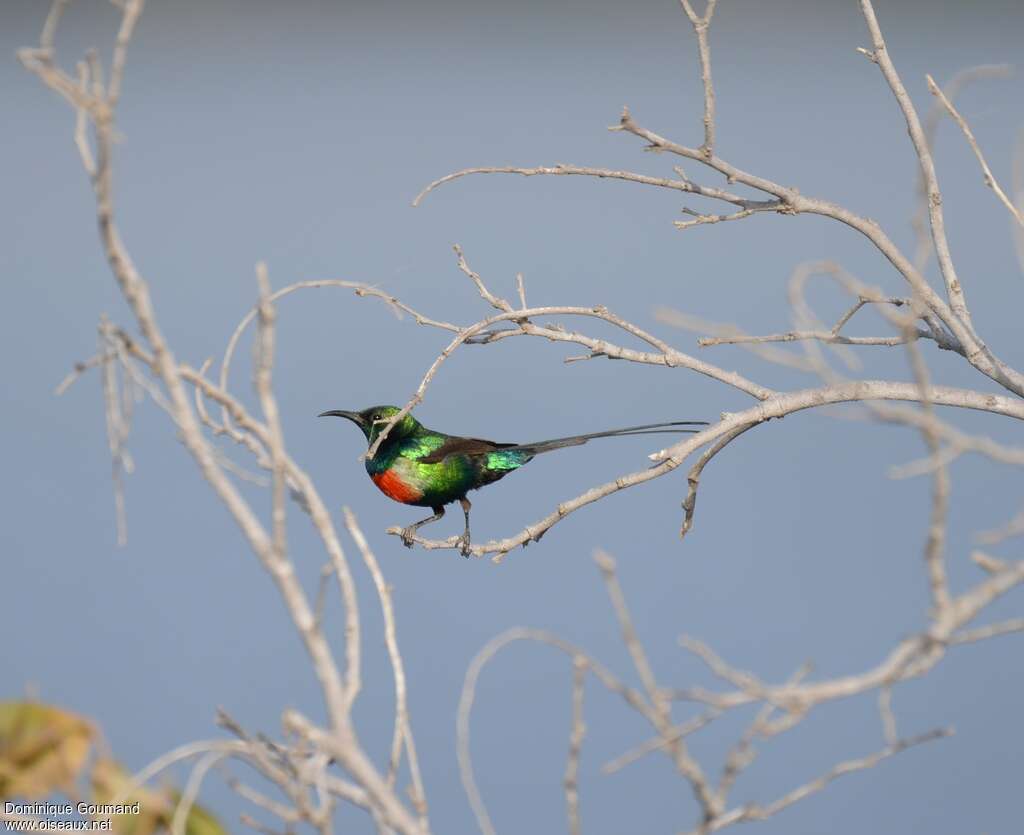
[400,505,445,548]
[457,498,473,558]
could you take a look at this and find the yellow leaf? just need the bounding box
[0,701,93,800]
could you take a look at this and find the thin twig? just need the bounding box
[904,337,952,616]
[564,657,587,835]
[255,264,287,565]
[951,617,1024,644]
[717,664,811,805]
[601,711,719,776]
[218,279,457,437]
[676,207,753,230]
[858,1,971,335]
[343,508,429,828]
[414,163,774,211]
[457,628,661,835]
[913,64,1012,271]
[709,728,952,829]
[926,73,1023,228]
[595,550,717,818]
[1013,129,1024,271]
[879,686,897,746]
[679,0,719,156]
[171,751,226,835]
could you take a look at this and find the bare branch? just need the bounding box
[601,711,719,776]
[710,728,952,829]
[878,686,897,746]
[594,551,661,699]
[979,507,1024,546]
[676,207,753,230]
[678,0,719,156]
[218,278,458,437]
[238,814,287,835]
[453,244,512,311]
[868,401,1024,479]
[417,87,1024,397]
[926,73,1023,228]
[595,550,717,819]
[674,557,1024,715]
[171,751,226,835]
[698,330,914,348]
[680,425,752,541]
[718,664,812,805]
[903,338,952,616]
[39,0,70,52]
[656,307,816,372]
[414,163,775,211]
[221,769,302,824]
[1014,129,1024,272]
[913,64,1012,271]
[22,3,424,830]
[680,637,779,708]
[99,320,134,546]
[368,260,774,459]
[254,264,287,565]
[952,618,1024,645]
[616,107,1024,394]
[857,2,972,335]
[107,0,145,106]
[564,657,587,835]
[55,352,111,395]
[73,60,96,176]
[115,740,249,805]
[343,508,429,828]
[457,627,673,835]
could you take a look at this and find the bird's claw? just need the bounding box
[399,527,416,548]
[457,533,472,558]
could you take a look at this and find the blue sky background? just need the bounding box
[4,1,1023,833]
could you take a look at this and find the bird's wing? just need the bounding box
[417,436,516,464]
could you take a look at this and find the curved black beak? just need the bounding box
[318,409,365,427]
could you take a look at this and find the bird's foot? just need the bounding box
[399,527,417,548]
[456,532,472,558]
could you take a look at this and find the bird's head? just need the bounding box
[318,405,421,446]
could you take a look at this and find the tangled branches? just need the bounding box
[20,0,1024,833]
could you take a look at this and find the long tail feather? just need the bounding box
[510,420,708,456]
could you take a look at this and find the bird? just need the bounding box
[319,405,708,557]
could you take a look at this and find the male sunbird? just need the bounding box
[320,405,707,556]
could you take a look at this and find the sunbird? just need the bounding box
[320,405,707,556]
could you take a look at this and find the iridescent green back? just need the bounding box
[366,429,532,507]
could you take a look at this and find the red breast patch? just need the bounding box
[371,470,424,504]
